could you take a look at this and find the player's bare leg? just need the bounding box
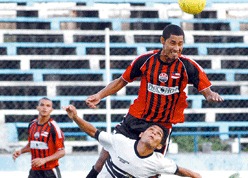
[86,148,109,178]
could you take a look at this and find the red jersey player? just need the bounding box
[85,24,223,178]
[13,97,65,178]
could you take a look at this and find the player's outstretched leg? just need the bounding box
[86,148,109,178]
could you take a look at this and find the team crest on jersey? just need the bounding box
[159,73,168,82]
[34,132,40,139]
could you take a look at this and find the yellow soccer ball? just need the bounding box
[178,0,206,15]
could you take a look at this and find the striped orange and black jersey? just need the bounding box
[122,50,211,127]
[28,118,64,170]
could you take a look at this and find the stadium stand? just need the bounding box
[0,0,248,153]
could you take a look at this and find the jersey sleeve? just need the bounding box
[159,157,178,174]
[122,59,142,82]
[98,131,114,151]
[50,120,65,150]
[182,57,211,91]
[122,54,150,82]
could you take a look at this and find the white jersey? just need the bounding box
[97,131,177,178]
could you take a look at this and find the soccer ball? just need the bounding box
[178,0,206,15]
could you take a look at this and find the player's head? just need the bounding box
[151,123,169,145]
[139,123,169,150]
[162,24,185,41]
[160,24,184,61]
[37,97,53,117]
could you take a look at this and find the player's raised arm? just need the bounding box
[63,105,97,138]
[85,77,127,109]
[175,166,202,178]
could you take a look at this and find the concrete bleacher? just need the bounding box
[4,111,248,153]
[0,0,248,152]
[2,41,248,56]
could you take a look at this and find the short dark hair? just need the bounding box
[38,97,52,106]
[162,24,185,41]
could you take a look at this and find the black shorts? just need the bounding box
[28,166,61,178]
[115,113,172,155]
[115,113,155,140]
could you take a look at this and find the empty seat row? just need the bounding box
[0,69,247,82]
[2,30,247,44]
[6,119,248,142]
[0,8,161,19]
[1,0,248,20]
[0,69,106,82]
[0,85,247,109]
[4,112,248,124]
[0,17,248,31]
[1,55,248,69]
[1,42,248,56]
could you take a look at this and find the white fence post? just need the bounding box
[105,28,111,134]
